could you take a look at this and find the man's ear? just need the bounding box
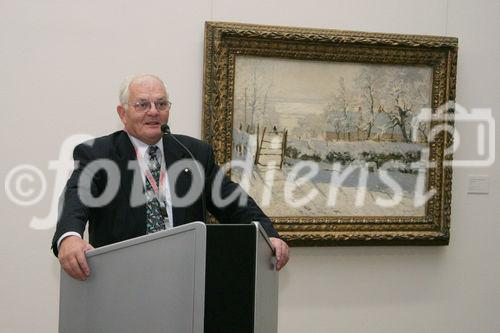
[117,105,126,124]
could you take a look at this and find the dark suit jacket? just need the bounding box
[51,130,279,257]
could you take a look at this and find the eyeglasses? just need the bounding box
[131,99,172,112]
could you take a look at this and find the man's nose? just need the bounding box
[147,102,160,115]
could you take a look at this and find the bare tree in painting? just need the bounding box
[355,106,366,140]
[354,67,385,140]
[379,68,431,143]
[244,60,274,133]
[324,77,355,141]
[324,101,341,139]
[385,91,412,142]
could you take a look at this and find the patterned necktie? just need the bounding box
[145,145,167,234]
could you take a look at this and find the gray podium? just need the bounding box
[59,222,278,333]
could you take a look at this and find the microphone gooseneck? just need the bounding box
[161,123,208,224]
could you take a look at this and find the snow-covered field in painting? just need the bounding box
[231,139,428,217]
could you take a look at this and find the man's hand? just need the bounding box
[269,237,289,270]
[58,236,94,281]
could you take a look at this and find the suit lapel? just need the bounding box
[115,131,147,234]
[162,135,191,227]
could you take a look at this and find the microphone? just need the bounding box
[161,123,171,135]
[161,123,207,224]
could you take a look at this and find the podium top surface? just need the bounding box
[85,221,207,258]
[84,221,272,259]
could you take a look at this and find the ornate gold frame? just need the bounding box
[202,21,458,246]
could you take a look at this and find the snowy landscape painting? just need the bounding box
[203,22,457,245]
[231,55,433,217]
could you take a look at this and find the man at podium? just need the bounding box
[51,74,289,281]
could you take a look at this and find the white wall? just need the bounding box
[1,0,499,332]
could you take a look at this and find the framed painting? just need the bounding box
[202,21,458,246]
